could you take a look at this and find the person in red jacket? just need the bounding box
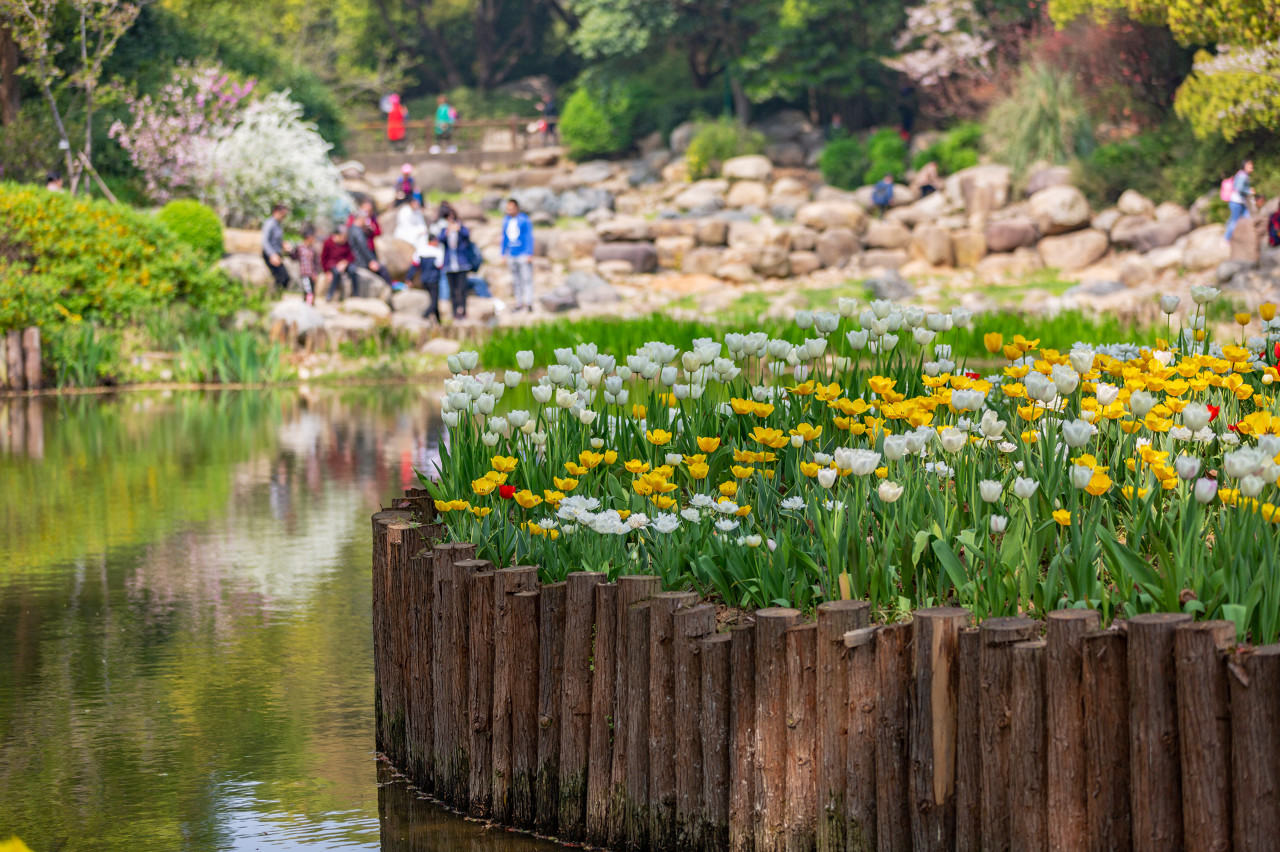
[321,224,357,301]
[386,94,408,151]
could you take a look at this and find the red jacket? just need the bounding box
[387,104,407,141]
[321,236,355,272]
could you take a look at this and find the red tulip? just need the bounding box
[1207,404,1220,422]
[498,484,517,500]
[965,371,981,380]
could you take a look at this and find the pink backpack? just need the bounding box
[1220,175,1235,202]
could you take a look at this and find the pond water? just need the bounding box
[0,387,558,852]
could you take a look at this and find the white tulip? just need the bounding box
[1190,285,1220,305]
[1240,475,1265,498]
[913,327,936,346]
[1070,464,1093,488]
[878,481,904,503]
[682,351,702,372]
[578,409,597,426]
[791,435,804,448]
[521,420,536,435]
[1061,419,1093,448]
[882,434,908,461]
[532,384,553,404]
[660,366,678,387]
[1128,391,1156,419]
[555,388,576,409]
[1194,477,1218,504]
[446,354,462,374]
[817,467,838,488]
[871,300,892,319]
[940,427,967,453]
[1013,476,1040,499]
[1159,294,1180,315]
[880,333,900,352]
[1069,349,1095,374]
[481,431,499,447]
[442,411,461,428]
[548,364,571,385]
[979,480,1003,502]
[990,515,1009,534]
[838,297,858,317]
[980,410,1007,440]
[795,310,814,329]
[846,329,869,350]
[1095,382,1120,406]
[516,350,535,370]
[1182,403,1211,433]
[848,449,881,476]
[1175,455,1201,480]
[504,370,522,388]
[1051,364,1080,395]
[582,365,603,386]
[477,394,496,415]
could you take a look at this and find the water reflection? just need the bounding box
[0,387,558,852]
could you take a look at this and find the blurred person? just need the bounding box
[292,224,319,304]
[871,174,895,218]
[394,163,416,206]
[441,212,474,319]
[433,94,456,154]
[501,198,535,312]
[321,224,357,301]
[1225,160,1257,243]
[261,202,292,292]
[386,94,408,151]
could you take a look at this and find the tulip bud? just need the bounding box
[990,515,1009,534]
[1175,455,1201,480]
[877,481,904,503]
[1070,464,1093,488]
[1194,477,1218,504]
[516,350,535,370]
[482,431,499,447]
[1159,294,1180,315]
[1013,476,1040,499]
[1061,419,1093,449]
[979,480,1002,502]
[817,467,838,488]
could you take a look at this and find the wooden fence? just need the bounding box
[372,500,1280,852]
[0,327,42,392]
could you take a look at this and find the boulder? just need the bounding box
[670,121,698,155]
[597,216,652,242]
[353,268,392,300]
[509,168,558,188]
[893,191,953,227]
[476,172,515,190]
[342,297,392,319]
[1144,246,1184,270]
[1108,215,1156,249]
[683,247,726,275]
[788,251,822,276]
[661,160,689,184]
[1092,208,1122,233]
[951,229,987,268]
[390,314,434,337]
[985,219,1039,253]
[911,224,954,266]
[727,180,770,209]
[451,199,484,221]
[577,280,622,304]
[715,261,757,283]
[788,225,819,252]
[859,249,909,270]
[1230,217,1264,264]
[770,177,811,211]
[723,155,774,182]
[976,248,1045,281]
[325,312,378,336]
[593,241,658,273]
[696,218,729,246]
[864,220,912,250]
[423,337,462,356]
[511,186,558,215]
[765,141,807,167]
[1117,189,1156,218]
[268,299,325,334]
[815,227,859,268]
[1029,185,1091,235]
[224,228,262,256]
[531,211,556,227]
[865,270,915,300]
[1037,228,1109,271]
[1129,215,1193,253]
[1065,279,1126,298]
[650,220,698,239]
[391,288,431,315]
[674,180,728,211]
[656,235,697,269]
[414,162,462,193]
[547,227,601,260]
[628,162,661,187]
[557,188,614,218]
[796,200,866,232]
[753,245,790,277]
[944,164,1012,212]
[1025,165,1073,196]
[337,160,365,178]
[1118,257,1154,288]
[814,186,860,204]
[1155,202,1190,222]
[570,160,614,186]
[1217,259,1256,284]
[728,221,766,249]
[1181,225,1230,270]
[597,260,637,278]
[540,285,578,312]
[375,236,417,279]
[523,146,564,167]
[219,253,274,288]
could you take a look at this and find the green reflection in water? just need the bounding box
[0,387,562,852]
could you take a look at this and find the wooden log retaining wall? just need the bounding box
[373,508,1280,852]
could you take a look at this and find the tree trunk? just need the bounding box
[0,24,19,126]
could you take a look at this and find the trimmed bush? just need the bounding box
[912,122,984,175]
[864,128,908,185]
[819,137,869,191]
[0,183,240,333]
[157,199,225,262]
[685,118,766,180]
[986,63,1094,176]
[560,86,635,161]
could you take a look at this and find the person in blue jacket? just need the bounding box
[441,211,474,319]
[501,198,535,312]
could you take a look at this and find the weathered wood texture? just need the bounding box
[1229,644,1280,852]
[755,607,801,852]
[492,566,539,823]
[730,622,757,852]
[624,599,653,852]
[585,581,618,845]
[979,616,1037,852]
[1128,612,1191,852]
[1046,610,1100,852]
[875,621,912,852]
[702,633,733,852]
[611,575,661,848]
[536,582,566,833]
[1011,640,1047,852]
[559,571,605,840]
[785,623,818,852]
[674,604,716,852]
[909,607,967,852]
[511,589,541,829]
[953,627,981,852]
[431,542,476,806]
[650,591,699,851]
[1175,621,1234,852]
[844,626,878,852]
[815,601,870,852]
[1082,628,1131,852]
[467,571,496,816]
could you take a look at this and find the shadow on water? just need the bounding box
[0,387,559,852]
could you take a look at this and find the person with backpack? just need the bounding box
[1224,160,1256,242]
[441,212,475,319]
[872,174,895,218]
[501,198,535,312]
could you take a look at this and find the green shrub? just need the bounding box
[864,128,908,185]
[560,86,636,161]
[912,122,984,175]
[0,183,242,334]
[157,199,225,262]
[985,63,1094,176]
[685,118,766,180]
[819,137,869,190]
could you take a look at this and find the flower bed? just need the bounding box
[421,287,1280,643]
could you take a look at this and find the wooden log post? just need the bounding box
[674,604,717,852]
[703,632,733,852]
[1046,610,1101,852]
[954,627,981,852]
[22,327,40,390]
[492,566,539,824]
[909,607,968,852]
[401,522,437,787]
[979,616,1037,852]
[1011,640,1048,852]
[1229,644,1280,851]
[815,601,870,852]
[536,582,567,834]
[371,510,411,758]
[560,571,606,840]
[586,581,619,845]
[755,607,802,852]
[1082,628,1131,852]
[875,621,913,852]
[785,622,818,852]
[432,542,476,803]
[468,570,497,816]
[383,521,414,766]
[611,575,661,848]
[651,591,699,851]
[449,556,488,808]
[844,626,878,852]
[1175,621,1234,852]
[512,589,542,830]
[5,330,24,391]
[625,599,653,852]
[730,622,757,852]
[1128,612,1192,852]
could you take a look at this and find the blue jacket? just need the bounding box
[501,213,534,257]
[441,225,475,273]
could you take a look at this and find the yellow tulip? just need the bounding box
[579,450,605,469]
[732,465,756,478]
[800,461,822,477]
[514,489,542,509]
[1053,509,1072,526]
[472,478,497,496]
[624,459,650,474]
[983,332,1003,354]
[646,429,672,446]
[554,476,578,491]
[1235,312,1252,327]
[697,436,722,452]
[719,481,738,498]
[604,450,618,464]
[735,504,752,517]
[688,462,710,480]
[632,404,647,419]
[730,398,755,415]
[491,455,519,473]
[652,495,677,510]
[1261,303,1277,322]
[790,423,822,442]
